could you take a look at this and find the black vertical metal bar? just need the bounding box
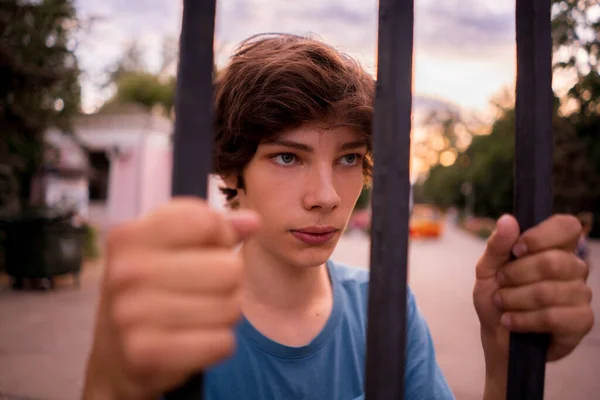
[165,0,217,399]
[364,0,414,399]
[170,0,216,199]
[508,0,553,399]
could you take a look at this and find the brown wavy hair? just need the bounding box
[213,33,375,203]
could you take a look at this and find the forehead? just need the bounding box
[274,122,365,144]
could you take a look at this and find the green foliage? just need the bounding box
[101,37,224,118]
[114,72,175,112]
[354,186,371,210]
[420,164,463,209]
[421,105,600,233]
[0,0,81,209]
[82,223,100,260]
[552,0,599,77]
[421,1,600,237]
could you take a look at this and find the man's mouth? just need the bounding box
[290,226,338,245]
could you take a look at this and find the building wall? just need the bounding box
[107,146,140,226]
[72,112,230,230]
[140,132,173,216]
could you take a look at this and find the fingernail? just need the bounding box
[494,292,503,308]
[501,314,511,328]
[512,241,528,258]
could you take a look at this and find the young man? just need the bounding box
[83,34,594,400]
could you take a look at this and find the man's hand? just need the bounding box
[473,214,594,398]
[82,198,260,400]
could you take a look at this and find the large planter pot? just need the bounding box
[2,208,85,290]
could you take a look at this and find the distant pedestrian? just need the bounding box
[576,212,594,267]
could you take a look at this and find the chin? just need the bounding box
[289,241,339,269]
[294,252,331,268]
[261,231,342,269]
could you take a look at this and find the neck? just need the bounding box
[240,238,332,312]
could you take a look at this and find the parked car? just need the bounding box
[409,204,444,238]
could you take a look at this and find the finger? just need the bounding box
[224,210,261,241]
[500,306,594,335]
[500,250,588,286]
[108,249,244,295]
[495,281,592,311]
[514,214,582,258]
[139,197,239,248]
[476,214,521,279]
[112,290,243,331]
[124,328,236,378]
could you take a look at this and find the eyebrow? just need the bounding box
[264,139,368,152]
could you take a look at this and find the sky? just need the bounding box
[73,0,519,117]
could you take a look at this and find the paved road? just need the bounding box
[333,224,600,400]
[1,223,599,400]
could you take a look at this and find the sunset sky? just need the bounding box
[74,0,519,116]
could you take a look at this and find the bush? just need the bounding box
[355,186,371,210]
[82,223,101,260]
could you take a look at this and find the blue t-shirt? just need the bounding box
[204,260,455,400]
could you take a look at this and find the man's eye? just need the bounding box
[273,153,296,165]
[340,154,361,166]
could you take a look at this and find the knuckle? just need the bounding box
[179,202,215,229]
[541,251,563,278]
[540,309,560,330]
[584,309,595,333]
[534,283,555,306]
[121,331,150,374]
[584,285,593,303]
[106,222,137,253]
[110,295,139,331]
[578,258,590,280]
[559,214,582,236]
[122,332,164,377]
[105,253,147,293]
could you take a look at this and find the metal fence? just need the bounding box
[167,0,554,399]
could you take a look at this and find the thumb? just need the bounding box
[476,214,520,279]
[225,210,261,242]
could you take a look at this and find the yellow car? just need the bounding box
[409,204,444,238]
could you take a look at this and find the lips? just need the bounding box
[291,226,338,245]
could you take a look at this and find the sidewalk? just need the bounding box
[0,261,104,400]
[1,231,598,400]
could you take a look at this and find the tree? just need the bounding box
[104,41,146,89]
[421,2,600,236]
[0,0,81,210]
[100,38,179,117]
[552,0,599,92]
[108,72,176,113]
[552,0,600,235]
[420,98,599,223]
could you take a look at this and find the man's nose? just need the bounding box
[302,164,341,212]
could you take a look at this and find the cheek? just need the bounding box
[336,172,365,206]
[242,166,297,212]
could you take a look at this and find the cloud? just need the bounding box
[73,0,182,110]
[73,0,517,111]
[415,0,515,58]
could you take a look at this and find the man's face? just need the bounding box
[234,122,368,268]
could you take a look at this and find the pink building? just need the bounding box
[67,104,225,232]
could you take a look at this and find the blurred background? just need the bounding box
[0,0,598,399]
